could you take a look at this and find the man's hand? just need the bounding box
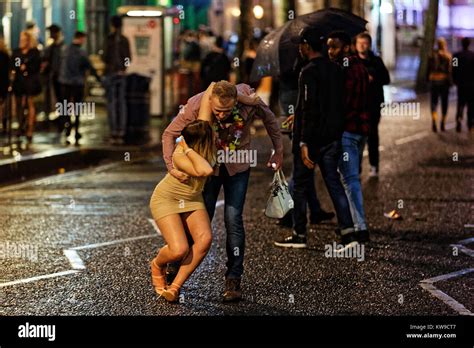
[170,168,189,183]
[267,151,283,171]
[300,145,314,169]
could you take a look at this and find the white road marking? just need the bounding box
[0,270,80,288]
[395,131,430,145]
[63,249,86,270]
[148,218,161,235]
[71,234,157,251]
[464,224,474,229]
[216,199,224,208]
[419,236,474,316]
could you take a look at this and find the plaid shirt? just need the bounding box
[339,55,370,135]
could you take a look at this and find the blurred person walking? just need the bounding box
[355,32,390,177]
[11,31,42,144]
[453,37,474,133]
[428,37,452,132]
[41,24,64,124]
[103,15,131,145]
[58,31,100,146]
[0,37,10,134]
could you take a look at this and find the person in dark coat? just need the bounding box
[200,36,231,91]
[103,15,131,144]
[355,32,390,177]
[453,37,474,132]
[11,31,42,143]
[41,24,64,120]
[0,37,11,133]
[59,31,100,145]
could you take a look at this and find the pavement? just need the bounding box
[0,105,162,185]
[0,88,473,315]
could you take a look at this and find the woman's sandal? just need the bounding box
[150,258,166,296]
[162,283,181,303]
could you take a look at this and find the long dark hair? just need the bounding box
[181,120,216,165]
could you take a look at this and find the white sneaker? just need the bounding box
[369,166,378,178]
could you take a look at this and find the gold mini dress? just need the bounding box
[149,147,207,222]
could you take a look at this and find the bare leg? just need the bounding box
[172,209,212,288]
[26,96,36,139]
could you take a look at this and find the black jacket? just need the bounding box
[359,51,390,110]
[453,49,474,90]
[292,56,345,155]
[103,32,131,75]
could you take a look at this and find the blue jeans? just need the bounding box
[104,74,127,137]
[203,165,250,279]
[338,131,367,231]
[293,140,354,237]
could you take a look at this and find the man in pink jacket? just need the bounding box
[162,81,283,302]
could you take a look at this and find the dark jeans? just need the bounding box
[203,165,250,279]
[456,88,474,129]
[61,84,84,139]
[368,108,381,169]
[430,81,450,115]
[104,74,127,137]
[288,157,322,223]
[293,140,354,237]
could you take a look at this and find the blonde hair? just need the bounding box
[20,30,38,50]
[211,80,237,103]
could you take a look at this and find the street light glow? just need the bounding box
[231,8,241,17]
[380,1,393,14]
[253,5,264,19]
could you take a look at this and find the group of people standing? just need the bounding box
[274,29,389,251]
[0,15,131,146]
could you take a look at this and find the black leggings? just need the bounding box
[430,81,450,115]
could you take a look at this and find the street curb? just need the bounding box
[0,142,161,187]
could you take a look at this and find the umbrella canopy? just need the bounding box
[250,8,367,83]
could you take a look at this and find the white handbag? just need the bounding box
[265,169,294,219]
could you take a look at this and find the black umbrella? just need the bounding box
[250,8,367,82]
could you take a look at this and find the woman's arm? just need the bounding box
[197,82,216,122]
[173,138,214,177]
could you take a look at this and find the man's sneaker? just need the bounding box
[310,210,335,224]
[334,230,359,254]
[223,278,242,303]
[369,166,378,178]
[274,233,307,248]
[356,229,370,243]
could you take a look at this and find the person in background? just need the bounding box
[327,30,370,245]
[427,37,452,132]
[103,15,131,145]
[0,37,10,134]
[11,31,42,144]
[355,32,390,178]
[241,39,258,89]
[200,36,231,91]
[59,31,100,146]
[41,24,64,125]
[452,37,474,133]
